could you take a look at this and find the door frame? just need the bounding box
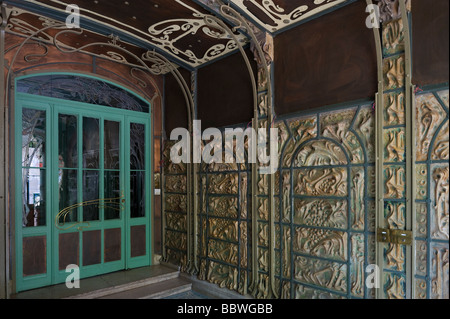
[14,72,153,292]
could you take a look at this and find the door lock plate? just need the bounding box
[377,228,412,245]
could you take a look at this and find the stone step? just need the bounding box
[99,277,192,299]
[68,266,181,299]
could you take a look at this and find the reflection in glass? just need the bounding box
[17,74,149,113]
[59,114,78,168]
[130,171,145,218]
[83,170,99,221]
[130,123,145,170]
[59,169,78,224]
[22,168,46,227]
[104,121,120,170]
[22,108,46,168]
[83,117,99,169]
[104,171,121,220]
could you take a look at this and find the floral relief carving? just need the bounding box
[163,141,186,174]
[208,218,239,243]
[431,246,449,299]
[383,55,405,91]
[384,273,406,299]
[432,167,449,240]
[165,230,187,251]
[375,0,411,23]
[294,227,348,261]
[354,106,376,162]
[385,243,405,271]
[295,140,347,167]
[384,128,406,162]
[208,240,239,266]
[294,199,347,230]
[165,175,187,193]
[385,201,406,229]
[322,123,363,164]
[351,168,365,230]
[384,165,406,199]
[165,194,187,212]
[382,18,404,55]
[166,213,187,232]
[351,234,365,297]
[207,261,239,291]
[416,93,447,161]
[208,173,239,194]
[384,92,405,126]
[432,121,449,161]
[295,168,348,197]
[294,256,347,293]
[208,196,238,219]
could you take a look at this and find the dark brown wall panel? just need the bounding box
[197,49,257,129]
[274,0,377,116]
[23,236,47,277]
[412,0,449,86]
[164,68,191,134]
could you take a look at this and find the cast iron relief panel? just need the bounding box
[161,108,376,299]
[276,106,376,299]
[163,141,189,269]
[197,152,250,295]
[414,89,449,299]
[380,14,409,299]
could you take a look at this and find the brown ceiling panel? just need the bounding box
[274,0,377,116]
[412,0,449,87]
[22,0,248,67]
[5,8,178,74]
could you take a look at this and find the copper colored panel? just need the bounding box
[104,228,122,263]
[83,230,101,266]
[274,0,377,115]
[131,225,146,258]
[412,0,449,86]
[164,68,191,133]
[23,236,46,277]
[59,233,80,270]
[197,49,257,129]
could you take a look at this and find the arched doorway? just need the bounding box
[15,73,152,292]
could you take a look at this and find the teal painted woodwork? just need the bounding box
[15,73,152,292]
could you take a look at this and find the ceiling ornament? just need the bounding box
[16,0,248,68]
[226,0,347,33]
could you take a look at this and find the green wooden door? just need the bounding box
[16,88,152,292]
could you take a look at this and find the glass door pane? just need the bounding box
[82,117,100,222]
[58,114,78,224]
[130,123,146,219]
[22,108,47,227]
[104,120,122,220]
